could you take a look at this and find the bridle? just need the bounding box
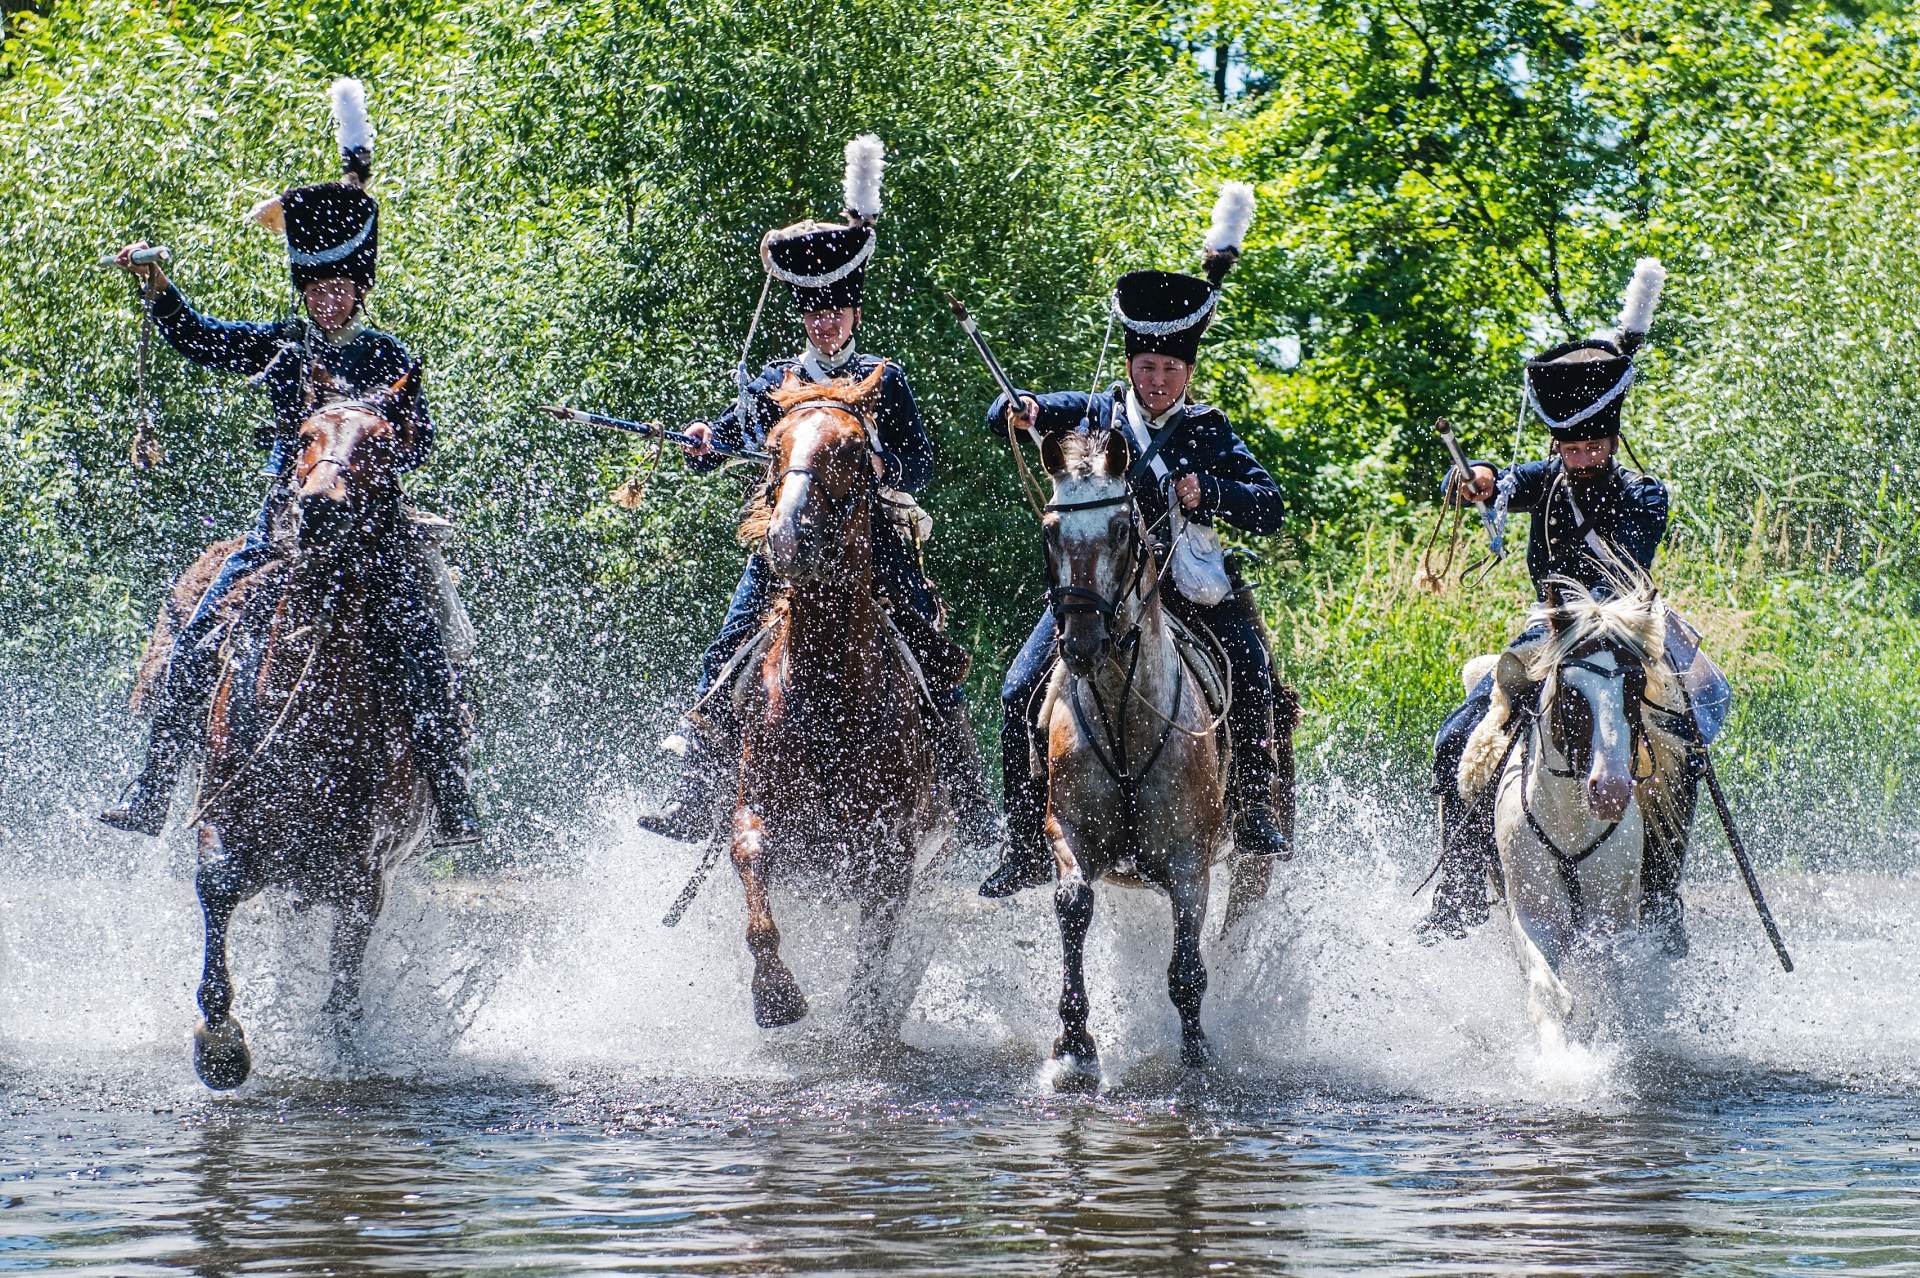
[1508,638,1685,928]
[761,400,878,571]
[1043,490,1163,652]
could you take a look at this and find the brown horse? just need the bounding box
[1036,429,1265,1086]
[142,383,436,1088]
[728,362,941,1039]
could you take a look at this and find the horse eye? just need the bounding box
[1108,518,1128,549]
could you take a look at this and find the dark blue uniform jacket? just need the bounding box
[1454,456,1669,599]
[986,389,1285,537]
[148,283,434,478]
[696,353,930,494]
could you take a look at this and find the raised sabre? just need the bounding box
[538,404,773,464]
[1435,418,1503,561]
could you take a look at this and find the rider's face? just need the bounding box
[1128,354,1193,418]
[302,277,362,332]
[1557,436,1618,476]
[802,306,860,356]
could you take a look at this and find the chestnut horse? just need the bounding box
[728,363,942,1039]
[1036,429,1263,1086]
[144,379,436,1088]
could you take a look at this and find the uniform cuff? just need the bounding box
[147,283,184,321]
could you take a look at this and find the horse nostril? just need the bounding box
[1589,772,1633,820]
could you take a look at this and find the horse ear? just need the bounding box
[1544,582,1568,631]
[1496,650,1534,705]
[1039,431,1064,477]
[850,358,888,408]
[1103,428,1131,479]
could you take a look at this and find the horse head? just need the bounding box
[286,366,418,549]
[745,362,885,584]
[1041,428,1148,677]
[1504,576,1674,823]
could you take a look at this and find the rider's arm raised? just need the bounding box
[984,390,1096,442]
[145,282,292,378]
[1186,420,1286,535]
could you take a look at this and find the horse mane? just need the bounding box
[737,362,888,548]
[1457,566,1686,798]
[1051,428,1126,481]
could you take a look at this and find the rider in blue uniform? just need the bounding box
[101,79,479,847]
[977,184,1294,898]
[637,136,996,847]
[1421,266,1695,947]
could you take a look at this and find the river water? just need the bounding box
[3,787,1917,1275]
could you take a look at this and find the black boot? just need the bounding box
[636,726,725,843]
[978,764,1052,897]
[100,705,193,837]
[421,742,482,850]
[1227,706,1290,860]
[932,702,1001,849]
[1639,763,1699,958]
[1418,790,1493,943]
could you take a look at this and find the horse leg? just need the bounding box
[731,808,806,1028]
[192,825,257,1090]
[847,836,912,1050]
[1222,854,1271,938]
[322,871,384,1064]
[1505,878,1577,1051]
[1168,863,1214,1069]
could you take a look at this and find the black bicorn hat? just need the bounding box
[1114,269,1219,363]
[761,220,876,313]
[761,133,885,315]
[247,78,379,292]
[1113,181,1256,363]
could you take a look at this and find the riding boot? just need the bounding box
[1227,712,1290,860]
[420,736,482,850]
[100,700,196,836]
[932,701,1001,849]
[1638,759,1699,958]
[1417,788,1494,943]
[636,721,730,844]
[978,765,1052,898]
[978,710,1054,897]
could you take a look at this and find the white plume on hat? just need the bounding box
[330,77,374,156]
[1204,181,1256,255]
[843,133,885,223]
[1617,257,1666,336]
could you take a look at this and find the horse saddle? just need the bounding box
[1167,613,1229,726]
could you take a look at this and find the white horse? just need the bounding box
[1455,576,1692,1048]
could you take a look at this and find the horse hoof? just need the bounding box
[193,1017,252,1090]
[1181,1035,1217,1071]
[1043,1050,1101,1094]
[752,969,809,1029]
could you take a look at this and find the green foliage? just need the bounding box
[2,0,1917,858]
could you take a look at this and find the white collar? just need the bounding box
[801,339,857,380]
[1124,385,1184,430]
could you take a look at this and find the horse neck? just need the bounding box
[1086,555,1181,713]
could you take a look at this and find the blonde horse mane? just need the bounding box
[1457,566,1688,800]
